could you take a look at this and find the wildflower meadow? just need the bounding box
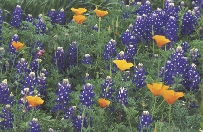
[0,0,203,131]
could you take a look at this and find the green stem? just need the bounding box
[110,59,112,77]
[157,50,160,79]
[169,104,172,127]
[154,99,165,112]
[98,17,101,59]
[151,96,157,118]
[30,107,34,121]
[81,108,86,132]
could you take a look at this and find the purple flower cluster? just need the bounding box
[160,46,200,92]
[53,47,66,70]
[36,14,46,34]
[102,39,117,60]
[116,87,128,105]
[67,41,78,67]
[48,8,65,25]
[79,83,95,108]
[100,76,115,100]
[28,118,41,132]
[0,79,13,105]
[132,63,146,88]
[137,111,153,132]
[30,58,42,73]
[52,79,72,112]
[82,54,92,64]
[0,105,14,129]
[121,0,201,47]
[10,5,23,28]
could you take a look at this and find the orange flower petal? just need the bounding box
[152,35,171,47]
[94,9,108,17]
[71,8,87,15]
[73,15,87,24]
[161,90,184,104]
[98,98,110,108]
[11,41,24,50]
[26,96,44,107]
[113,60,134,71]
[147,83,169,96]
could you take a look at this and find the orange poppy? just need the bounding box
[161,90,184,104]
[71,8,87,15]
[152,35,171,47]
[26,96,44,107]
[11,41,24,50]
[94,9,108,17]
[98,98,110,108]
[73,15,87,24]
[147,83,169,96]
[113,60,134,71]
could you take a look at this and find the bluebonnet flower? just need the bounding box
[186,63,200,92]
[165,16,178,49]
[126,44,136,62]
[64,106,76,119]
[22,14,34,31]
[28,118,41,132]
[23,72,37,93]
[160,60,174,85]
[52,79,72,112]
[101,76,115,100]
[132,15,146,43]
[164,0,173,9]
[193,7,201,19]
[137,111,153,132]
[79,83,95,108]
[0,9,2,46]
[36,14,46,34]
[0,79,13,105]
[48,9,57,24]
[0,104,14,129]
[132,63,146,88]
[164,3,179,22]
[41,68,48,77]
[10,5,23,28]
[152,8,165,35]
[16,58,29,74]
[53,47,66,70]
[121,29,132,45]
[181,41,190,52]
[55,8,65,25]
[67,41,78,67]
[116,87,128,105]
[137,1,152,16]
[190,48,200,65]
[15,58,30,84]
[181,10,197,36]
[82,54,92,64]
[72,115,87,132]
[9,34,19,55]
[37,73,47,95]
[116,51,127,60]
[102,39,117,60]
[84,73,91,81]
[25,14,34,24]
[92,24,98,32]
[30,58,42,73]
